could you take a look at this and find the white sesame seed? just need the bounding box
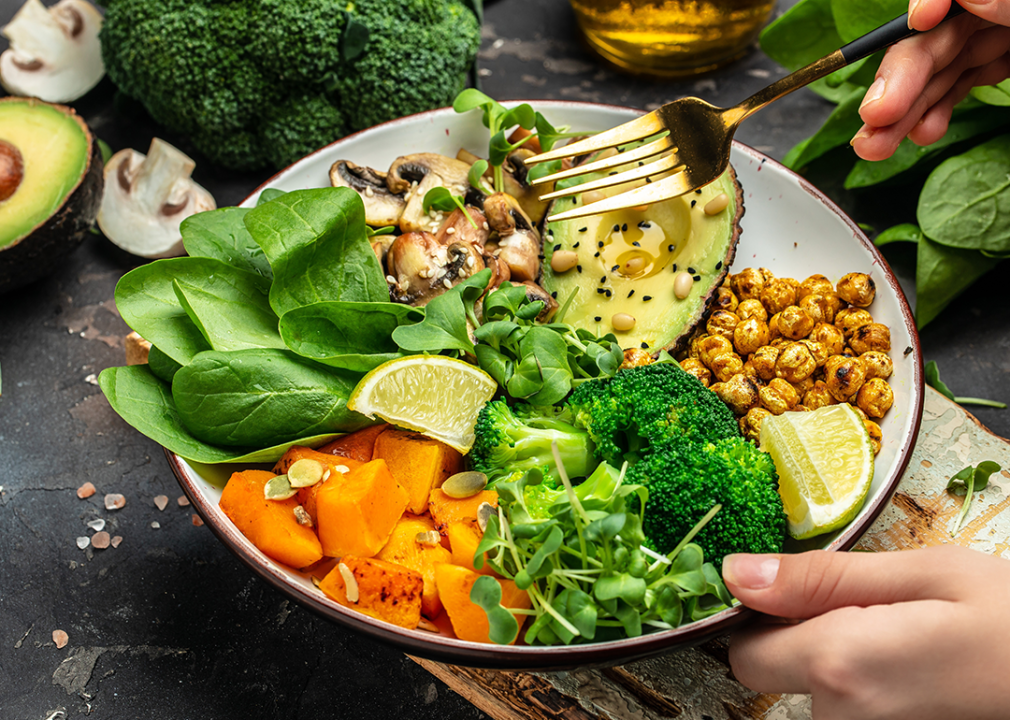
[443,278,453,289]
[386,275,397,284]
[364,186,374,197]
[446,227,456,235]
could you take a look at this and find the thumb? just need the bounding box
[722,547,964,619]
[911,0,1010,30]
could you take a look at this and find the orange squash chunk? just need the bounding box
[219,469,323,569]
[445,518,499,576]
[428,488,498,533]
[271,447,364,526]
[373,428,464,514]
[376,514,452,618]
[434,563,530,644]
[317,423,389,463]
[315,459,408,558]
[319,555,423,629]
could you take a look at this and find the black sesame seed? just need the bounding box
[578,227,588,233]
[596,288,606,294]
[612,224,620,233]
[693,275,701,282]
[572,198,578,204]
[640,342,649,349]
[611,265,619,272]
[672,264,678,271]
[598,241,604,248]
[638,161,644,166]
[715,261,722,270]
[667,244,674,252]
[628,290,635,298]
[632,241,641,247]
[645,177,652,183]
[600,275,607,283]
[637,221,647,228]
[690,200,696,208]
[594,251,600,258]
[609,171,618,176]
[643,295,653,301]
[687,267,696,274]
[553,244,561,251]
[577,265,583,273]
[594,316,602,322]
[573,241,580,248]
[617,146,625,153]
[621,223,628,232]
[551,291,558,299]
[695,189,702,194]
[537,254,545,260]
[605,290,612,297]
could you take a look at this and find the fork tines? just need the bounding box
[524,110,664,165]
[528,134,675,187]
[545,170,694,224]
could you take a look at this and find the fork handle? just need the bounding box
[840,1,966,64]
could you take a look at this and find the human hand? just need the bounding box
[725,546,1010,720]
[851,0,1010,161]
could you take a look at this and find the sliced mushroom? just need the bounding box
[0,0,104,103]
[97,138,216,259]
[329,160,406,227]
[482,252,511,292]
[387,153,471,195]
[520,281,558,322]
[398,172,447,234]
[385,231,484,306]
[434,206,489,252]
[370,232,395,266]
[501,148,552,225]
[484,192,542,283]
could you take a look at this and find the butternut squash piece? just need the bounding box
[315,459,408,558]
[219,469,323,569]
[434,563,530,644]
[319,555,423,629]
[445,518,499,576]
[317,423,389,463]
[271,447,365,526]
[373,428,464,514]
[376,514,451,618]
[428,488,498,533]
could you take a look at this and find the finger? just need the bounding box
[948,0,1010,26]
[909,0,954,32]
[722,547,968,619]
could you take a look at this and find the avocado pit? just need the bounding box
[0,139,24,203]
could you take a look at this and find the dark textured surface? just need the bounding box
[0,0,1007,718]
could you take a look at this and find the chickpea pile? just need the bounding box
[678,268,893,454]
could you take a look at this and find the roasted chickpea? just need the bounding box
[835,307,873,340]
[740,406,773,441]
[767,312,782,340]
[710,372,760,415]
[824,355,866,401]
[741,358,763,382]
[860,350,893,380]
[836,272,876,307]
[707,310,741,341]
[849,404,869,422]
[760,278,798,315]
[736,298,768,322]
[758,268,777,284]
[679,357,712,387]
[730,267,765,300]
[770,336,793,350]
[620,348,653,369]
[865,419,883,455]
[798,293,836,325]
[710,352,745,382]
[797,274,834,300]
[793,404,813,412]
[687,331,707,360]
[856,377,894,418]
[750,345,780,381]
[697,334,734,368]
[796,339,829,368]
[775,342,817,383]
[809,322,845,356]
[759,377,800,415]
[791,375,815,399]
[803,380,836,410]
[713,286,739,313]
[733,317,771,355]
[777,305,815,340]
[850,322,891,354]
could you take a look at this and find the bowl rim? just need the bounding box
[168,100,925,670]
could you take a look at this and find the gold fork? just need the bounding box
[526,3,967,223]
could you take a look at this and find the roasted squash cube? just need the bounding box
[315,459,408,558]
[373,428,464,514]
[317,423,389,463]
[319,555,423,629]
[445,518,499,576]
[376,514,452,618]
[428,488,498,533]
[434,563,530,644]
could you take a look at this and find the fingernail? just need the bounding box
[850,125,876,146]
[860,77,886,110]
[907,0,920,27]
[723,554,780,590]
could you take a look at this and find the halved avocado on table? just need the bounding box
[0,97,103,293]
[541,165,743,353]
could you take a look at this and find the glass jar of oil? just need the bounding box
[569,0,776,77]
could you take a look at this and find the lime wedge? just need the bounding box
[758,404,874,540]
[347,355,497,453]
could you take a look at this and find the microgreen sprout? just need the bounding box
[421,186,477,229]
[926,360,1006,408]
[947,461,1002,536]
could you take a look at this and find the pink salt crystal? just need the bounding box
[111,536,123,548]
[77,482,96,499]
[91,531,111,549]
[104,493,126,510]
[191,514,204,527]
[52,630,69,649]
[153,495,169,511]
[177,495,190,507]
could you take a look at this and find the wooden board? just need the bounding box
[412,386,1010,719]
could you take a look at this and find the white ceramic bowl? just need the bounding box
[167,101,924,670]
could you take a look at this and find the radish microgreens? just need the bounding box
[947,461,1002,536]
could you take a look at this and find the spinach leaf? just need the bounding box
[257,188,287,206]
[391,269,492,353]
[181,207,271,279]
[244,187,388,315]
[171,264,285,353]
[280,301,424,372]
[971,79,1010,106]
[831,0,906,41]
[917,135,1010,253]
[947,461,1002,535]
[98,365,341,464]
[874,223,922,246]
[147,344,182,383]
[915,236,1000,328]
[114,259,212,366]
[171,348,370,447]
[783,87,865,169]
[925,360,1007,408]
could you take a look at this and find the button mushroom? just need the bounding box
[97,138,216,259]
[484,192,542,283]
[387,153,472,234]
[385,223,485,306]
[0,0,104,103]
[329,160,406,227]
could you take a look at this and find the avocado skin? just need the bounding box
[0,120,104,295]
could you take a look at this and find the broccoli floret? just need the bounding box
[630,436,787,565]
[566,362,739,467]
[470,400,596,486]
[100,0,481,170]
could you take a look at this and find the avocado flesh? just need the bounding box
[0,101,90,249]
[542,166,742,352]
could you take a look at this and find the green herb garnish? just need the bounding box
[925,360,1006,408]
[947,461,1002,536]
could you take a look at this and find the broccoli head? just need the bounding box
[630,436,786,565]
[470,400,596,486]
[566,362,740,467]
[100,0,481,170]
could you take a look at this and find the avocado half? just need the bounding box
[0,97,104,294]
[541,165,744,353]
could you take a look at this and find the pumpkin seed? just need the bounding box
[416,618,440,633]
[442,471,488,499]
[287,458,325,488]
[477,501,496,532]
[293,505,314,528]
[415,530,441,546]
[338,562,359,603]
[264,474,297,500]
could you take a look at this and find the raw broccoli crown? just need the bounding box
[100,0,481,170]
[566,362,740,466]
[631,436,786,565]
[470,400,596,485]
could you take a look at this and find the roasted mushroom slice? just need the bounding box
[484,192,542,283]
[385,231,485,305]
[501,148,552,225]
[434,206,489,252]
[388,153,473,234]
[520,281,558,322]
[370,232,395,266]
[329,160,406,227]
